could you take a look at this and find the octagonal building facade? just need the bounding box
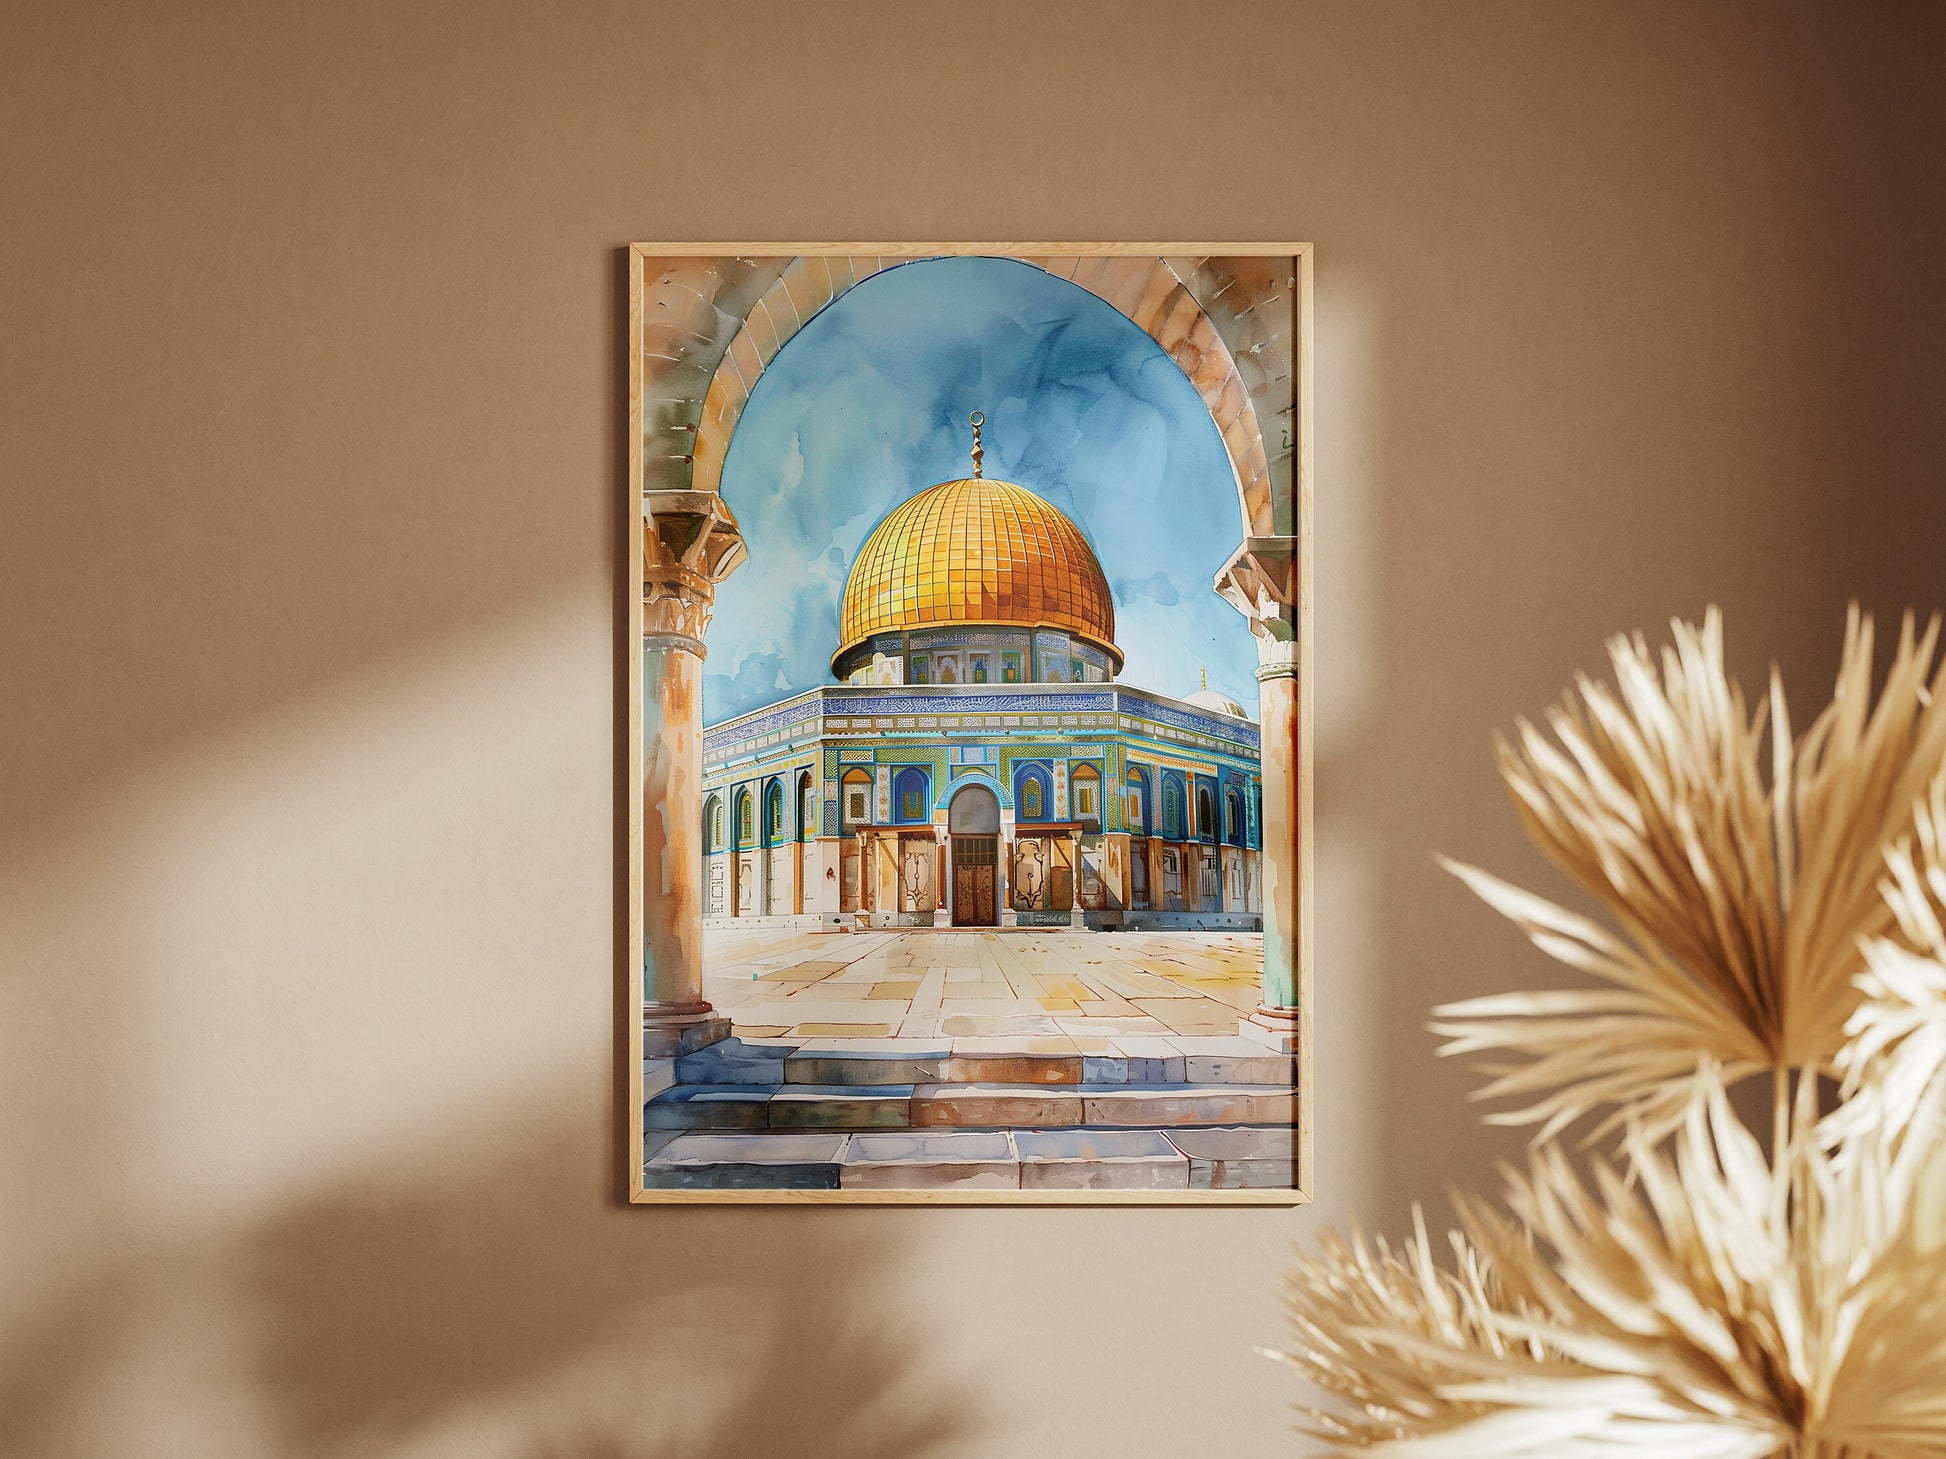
[701,431,1263,931]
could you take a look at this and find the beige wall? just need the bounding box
[5,3,1945,1455]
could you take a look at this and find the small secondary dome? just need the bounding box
[832,412,1120,675]
[1185,688,1251,720]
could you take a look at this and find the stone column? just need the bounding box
[1064,828,1084,929]
[934,824,952,927]
[641,491,744,1057]
[1216,537,1302,1053]
[876,833,901,925]
[998,819,1017,928]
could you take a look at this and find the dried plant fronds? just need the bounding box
[1431,861,1771,1142]
[1823,770,1946,1243]
[1273,1078,1946,1457]
[1824,939,1946,1176]
[1268,1209,1586,1452]
[1435,608,1946,1139]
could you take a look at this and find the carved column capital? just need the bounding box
[1214,535,1302,679]
[642,490,746,653]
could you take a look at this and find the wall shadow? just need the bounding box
[1,1090,977,1459]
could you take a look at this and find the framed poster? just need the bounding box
[627,244,1312,1203]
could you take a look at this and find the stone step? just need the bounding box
[912,1082,1294,1129]
[645,1084,916,1131]
[646,1081,1293,1132]
[675,1036,1296,1089]
[641,1125,1297,1192]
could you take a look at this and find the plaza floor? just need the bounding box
[701,926,1265,1044]
[646,929,1294,1191]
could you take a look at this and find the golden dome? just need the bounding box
[833,474,1120,672]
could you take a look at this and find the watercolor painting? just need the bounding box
[629,246,1312,1202]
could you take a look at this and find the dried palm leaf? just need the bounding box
[1272,1077,1946,1457]
[1823,768,1946,1245]
[1434,608,1946,1139]
[1267,1208,1584,1451]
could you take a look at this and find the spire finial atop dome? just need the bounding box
[1201,664,1208,692]
[968,410,984,478]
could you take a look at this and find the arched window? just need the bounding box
[702,794,723,852]
[1162,778,1183,840]
[1196,785,1216,843]
[1017,767,1047,822]
[1226,789,1243,846]
[798,772,816,840]
[1071,764,1101,824]
[894,766,930,824]
[736,789,753,846]
[764,781,785,844]
[1126,767,1150,836]
[841,768,872,831]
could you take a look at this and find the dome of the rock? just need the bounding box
[832,472,1121,675]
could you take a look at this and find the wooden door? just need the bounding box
[953,836,996,925]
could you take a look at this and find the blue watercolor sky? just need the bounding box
[706,256,1256,726]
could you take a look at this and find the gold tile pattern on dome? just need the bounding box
[836,476,1118,656]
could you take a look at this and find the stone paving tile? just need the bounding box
[769,1085,915,1129]
[1053,1017,1167,1037]
[702,928,1279,1056]
[643,1132,848,1190]
[675,1038,792,1086]
[839,1131,1020,1190]
[913,1083,1085,1127]
[644,1085,778,1130]
[641,1128,684,1161]
[950,1035,1080,1055]
[793,1022,895,1038]
[786,1046,948,1086]
[1014,1129,1189,1190]
[643,1058,676,1100]
[1082,1084,1296,1127]
[1165,1126,1299,1190]
[938,1015,1067,1037]
[941,1054,1081,1085]
[1182,1051,1298,1085]
[792,1037,954,1054]
[1130,998,1241,1035]
[937,999,1034,1017]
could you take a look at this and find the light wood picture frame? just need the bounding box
[626,244,1313,1203]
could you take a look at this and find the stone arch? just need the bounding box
[1070,762,1103,825]
[1013,763,1051,823]
[637,252,1297,537]
[632,246,1309,1113]
[762,777,786,846]
[946,780,1001,835]
[796,768,816,841]
[1125,764,1152,836]
[838,766,872,831]
[891,765,931,824]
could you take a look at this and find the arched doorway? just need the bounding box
[947,783,1001,927]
